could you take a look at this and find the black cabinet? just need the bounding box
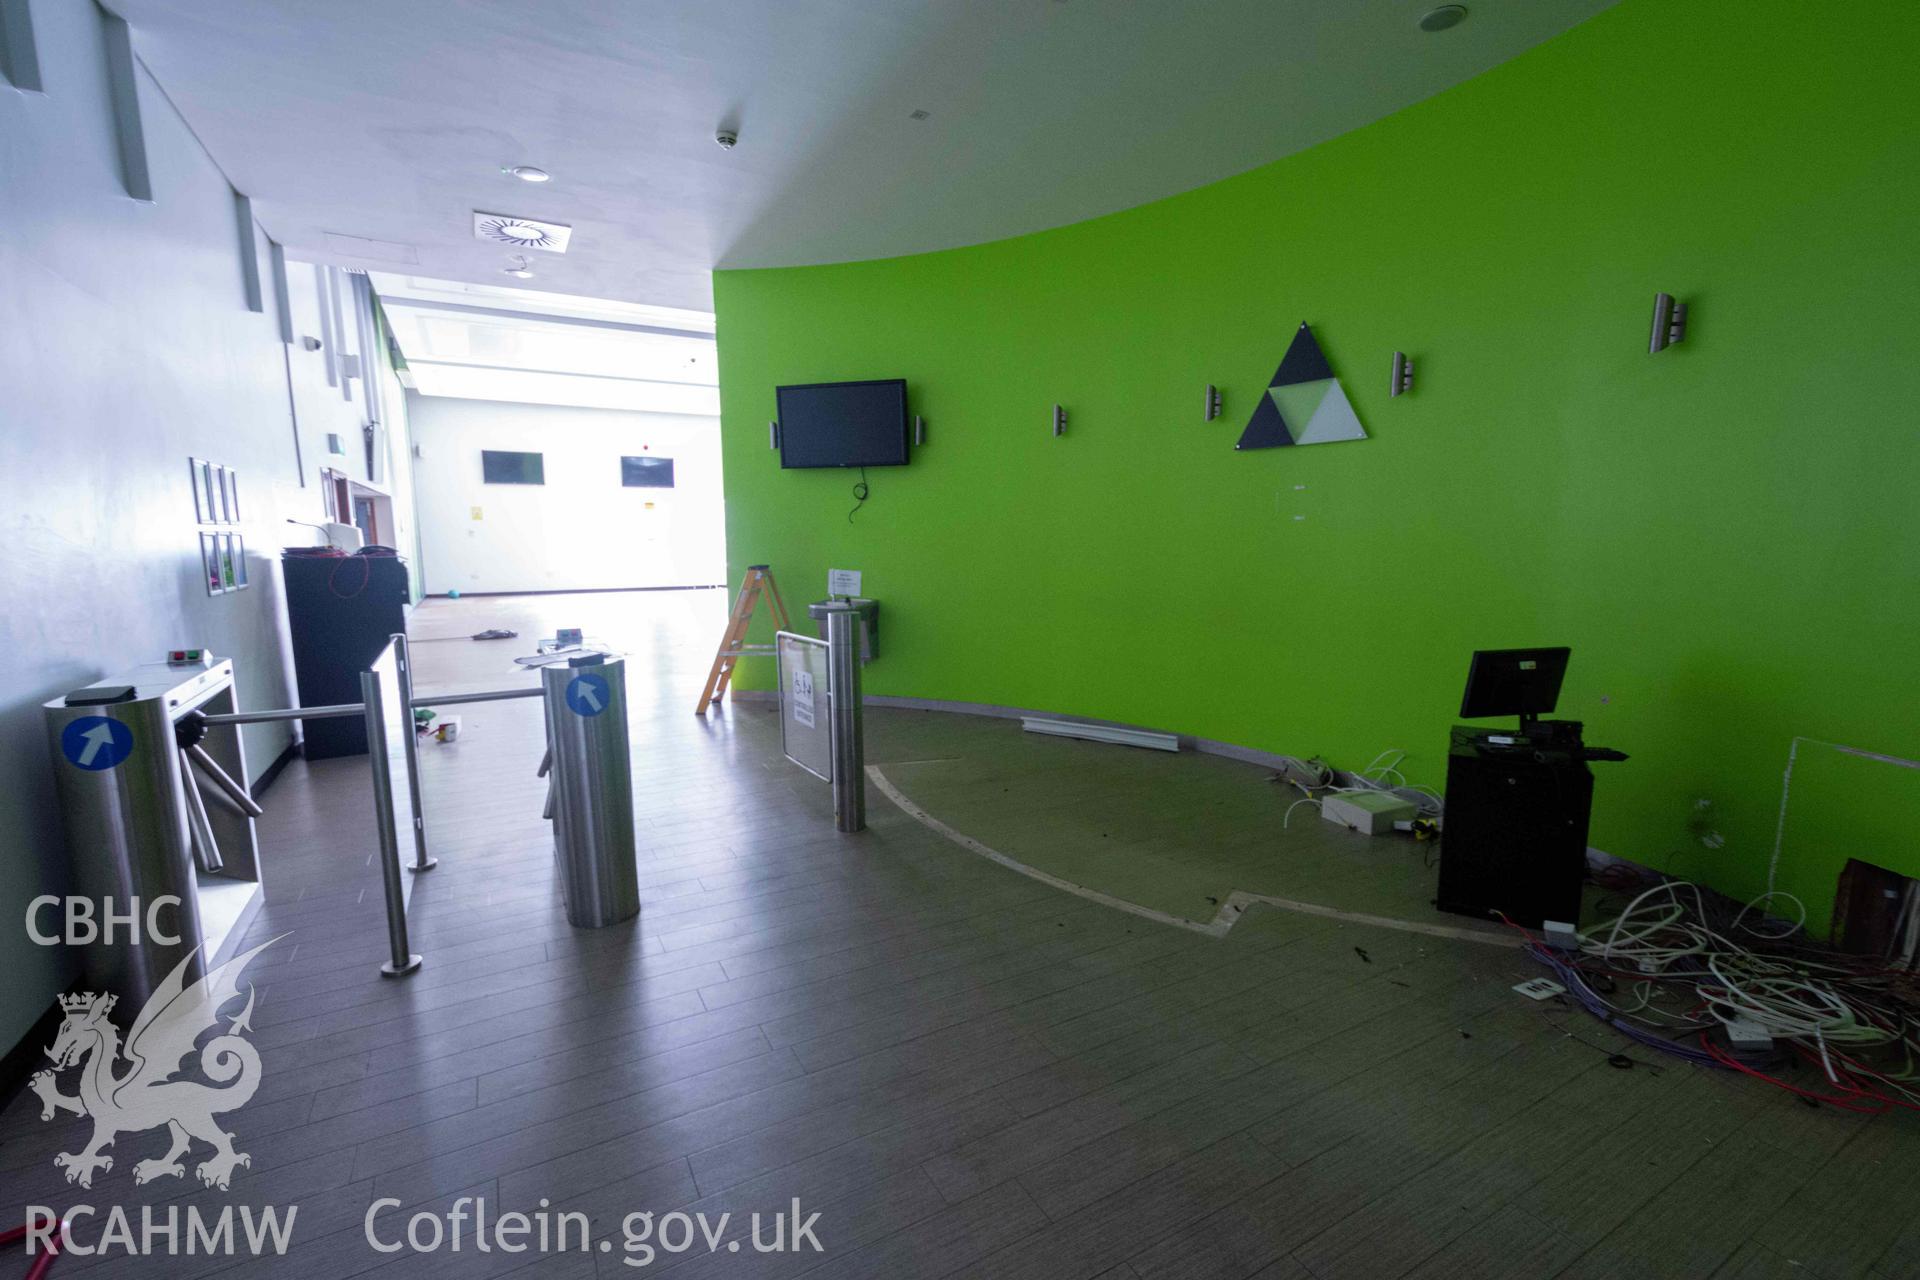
[282,553,409,759]
[1436,726,1593,928]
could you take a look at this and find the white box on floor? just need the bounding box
[1321,791,1418,836]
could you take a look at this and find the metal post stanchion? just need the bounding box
[361,665,422,977]
[827,607,865,833]
[540,656,639,927]
[393,634,436,872]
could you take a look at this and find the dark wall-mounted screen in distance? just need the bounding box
[776,379,909,469]
[621,456,675,488]
[481,450,545,485]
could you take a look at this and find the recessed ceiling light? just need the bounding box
[506,165,551,183]
[1418,5,1468,32]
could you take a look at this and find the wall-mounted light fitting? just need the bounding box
[1052,405,1067,437]
[1390,352,1414,396]
[914,415,926,446]
[768,421,779,451]
[300,335,323,352]
[1204,385,1222,421]
[1649,292,1688,353]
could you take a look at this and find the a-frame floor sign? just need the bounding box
[695,565,792,714]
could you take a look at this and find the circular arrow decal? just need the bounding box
[565,674,610,717]
[61,717,135,771]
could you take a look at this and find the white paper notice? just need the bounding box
[792,670,816,728]
[827,568,862,597]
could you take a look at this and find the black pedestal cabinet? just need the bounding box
[1436,726,1593,928]
[282,553,409,759]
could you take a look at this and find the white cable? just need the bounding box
[1766,738,1801,897]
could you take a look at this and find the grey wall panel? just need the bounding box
[98,6,152,202]
[0,0,43,91]
[0,1,365,1056]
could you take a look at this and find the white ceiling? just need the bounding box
[371,275,720,414]
[119,0,1612,312]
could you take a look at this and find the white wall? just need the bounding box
[280,264,423,593]
[409,394,726,593]
[0,1,394,1056]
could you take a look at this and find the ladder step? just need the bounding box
[697,565,790,714]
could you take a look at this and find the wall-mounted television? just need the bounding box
[776,379,909,469]
[482,450,545,484]
[621,456,675,488]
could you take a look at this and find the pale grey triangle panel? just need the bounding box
[1292,379,1367,445]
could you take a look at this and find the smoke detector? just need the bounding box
[472,212,573,254]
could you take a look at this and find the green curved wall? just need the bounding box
[713,0,1920,925]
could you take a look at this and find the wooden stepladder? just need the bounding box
[695,565,792,714]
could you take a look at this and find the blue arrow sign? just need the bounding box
[566,673,610,717]
[61,717,135,771]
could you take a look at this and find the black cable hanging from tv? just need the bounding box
[848,466,869,524]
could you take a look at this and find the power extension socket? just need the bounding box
[1321,791,1418,836]
[1723,1018,1774,1054]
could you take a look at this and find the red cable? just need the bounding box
[1697,1035,1887,1113]
[0,1214,68,1279]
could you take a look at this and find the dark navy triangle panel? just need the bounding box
[1235,393,1294,450]
[1271,323,1334,386]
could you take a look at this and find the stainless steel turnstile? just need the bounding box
[43,659,264,1007]
[541,655,640,927]
[778,603,866,833]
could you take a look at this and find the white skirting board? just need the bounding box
[1019,717,1179,752]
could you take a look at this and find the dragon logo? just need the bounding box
[28,940,276,1191]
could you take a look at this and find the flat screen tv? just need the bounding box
[621,456,675,488]
[481,450,545,485]
[776,379,909,469]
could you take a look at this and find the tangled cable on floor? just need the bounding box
[1505,880,1920,1113]
[1275,748,1445,827]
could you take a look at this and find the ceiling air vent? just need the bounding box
[473,212,573,254]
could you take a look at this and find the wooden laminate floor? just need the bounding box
[4,590,1916,1279]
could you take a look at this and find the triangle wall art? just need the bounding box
[1234,322,1368,452]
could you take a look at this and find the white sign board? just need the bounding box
[778,633,832,782]
[827,568,862,597]
[791,670,815,729]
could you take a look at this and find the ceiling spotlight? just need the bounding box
[1418,5,1468,32]
[506,165,551,183]
[504,255,534,279]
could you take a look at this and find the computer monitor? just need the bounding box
[1459,647,1571,732]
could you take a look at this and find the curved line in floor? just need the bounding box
[865,764,1520,949]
